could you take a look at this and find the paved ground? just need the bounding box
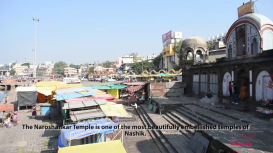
[0,111,59,153]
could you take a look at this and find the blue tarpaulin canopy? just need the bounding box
[59,118,118,147]
[55,92,95,101]
[55,88,89,95]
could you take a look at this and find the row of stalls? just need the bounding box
[53,85,134,152]
[15,81,134,152]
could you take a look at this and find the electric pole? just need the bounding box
[33,18,39,78]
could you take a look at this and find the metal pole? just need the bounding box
[33,18,39,78]
[32,50,35,77]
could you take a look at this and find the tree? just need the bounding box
[22,62,31,68]
[132,61,154,73]
[89,67,94,73]
[70,64,80,69]
[130,52,140,63]
[102,61,114,68]
[152,53,163,68]
[207,42,216,50]
[53,61,68,75]
[10,69,15,75]
[0,66,3,70]
[11,62,16,68]
[174,64,181,71]
[174,40,183,54]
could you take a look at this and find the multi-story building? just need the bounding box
[146,53,158,62]
[162,32,182,70]
[64,67,77,77]
[15,66,28,76]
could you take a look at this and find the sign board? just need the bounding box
[237,2,254,18]
[162,31,172,47]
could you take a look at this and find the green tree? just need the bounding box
[152,53,163,68]
[10,69,15,75]
[132,61,154,73]
[174,40,183,54]
[70,64,80,69]
[130,52,141,63]
[174,64,181,71]
[89,67,94,73]
[53,61,68,75]
[207,42,216,50]
[0,66,3,70]
[22,62,31,68]
[102,61,114,68]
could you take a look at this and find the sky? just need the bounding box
[1,0,273,65]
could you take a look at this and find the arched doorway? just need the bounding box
[187,51,193,60]
[253,38,258,54]
[256,71,273,101]
[222,72,232,96]
[196,50,203,62]
[236,69,249,95]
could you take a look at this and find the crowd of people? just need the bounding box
[2,111,18,128]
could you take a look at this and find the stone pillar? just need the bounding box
[249,69,253,102]
[232,71,234,81]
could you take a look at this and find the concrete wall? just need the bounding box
[149,82,185,97]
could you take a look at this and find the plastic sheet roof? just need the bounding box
[56,92,95,101]
[59,118,117,147]
[62,99,108,109]
[58,140,126,153]
[100,102,132,117]
[55,88,88,95]
[70,109,106,122]
[16,87,36,92]
[63,100,98,109]
[65,97,93,103]
[92,94,115,100]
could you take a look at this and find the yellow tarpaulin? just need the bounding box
[58,140,127,153]
[107,89,119,99]
[100,102,132,118]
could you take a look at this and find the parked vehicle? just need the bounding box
[107,78,117,82]
[95,78,101,82]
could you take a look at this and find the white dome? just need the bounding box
[239,13,273,27]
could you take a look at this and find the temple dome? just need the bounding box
[182,36,207,50]
[238,13,273,27]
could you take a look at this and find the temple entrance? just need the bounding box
[236,69,249,95]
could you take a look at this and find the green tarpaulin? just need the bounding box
[154,73,171,77]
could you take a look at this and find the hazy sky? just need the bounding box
[1,0,273,65]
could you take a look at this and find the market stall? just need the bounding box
[58,140,126,153]
[16,87,37,110]
[58,118,118,147]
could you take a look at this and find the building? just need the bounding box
[146,53,158,62]
[64,67,77,77]
[182,2,273,102]
[207,32,227,43]
[15,66,28,76]
[162,32,182,70]
[208,41,226,62]
[120,55,134,73]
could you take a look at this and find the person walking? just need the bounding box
[229,82,232,98]
[233,84,239,104]
[4,97,7,104]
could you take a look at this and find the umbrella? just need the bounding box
[154,73,171,77]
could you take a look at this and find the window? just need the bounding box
[209,74,218,94]
[200,74,208,93]
[193,75,199,94]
